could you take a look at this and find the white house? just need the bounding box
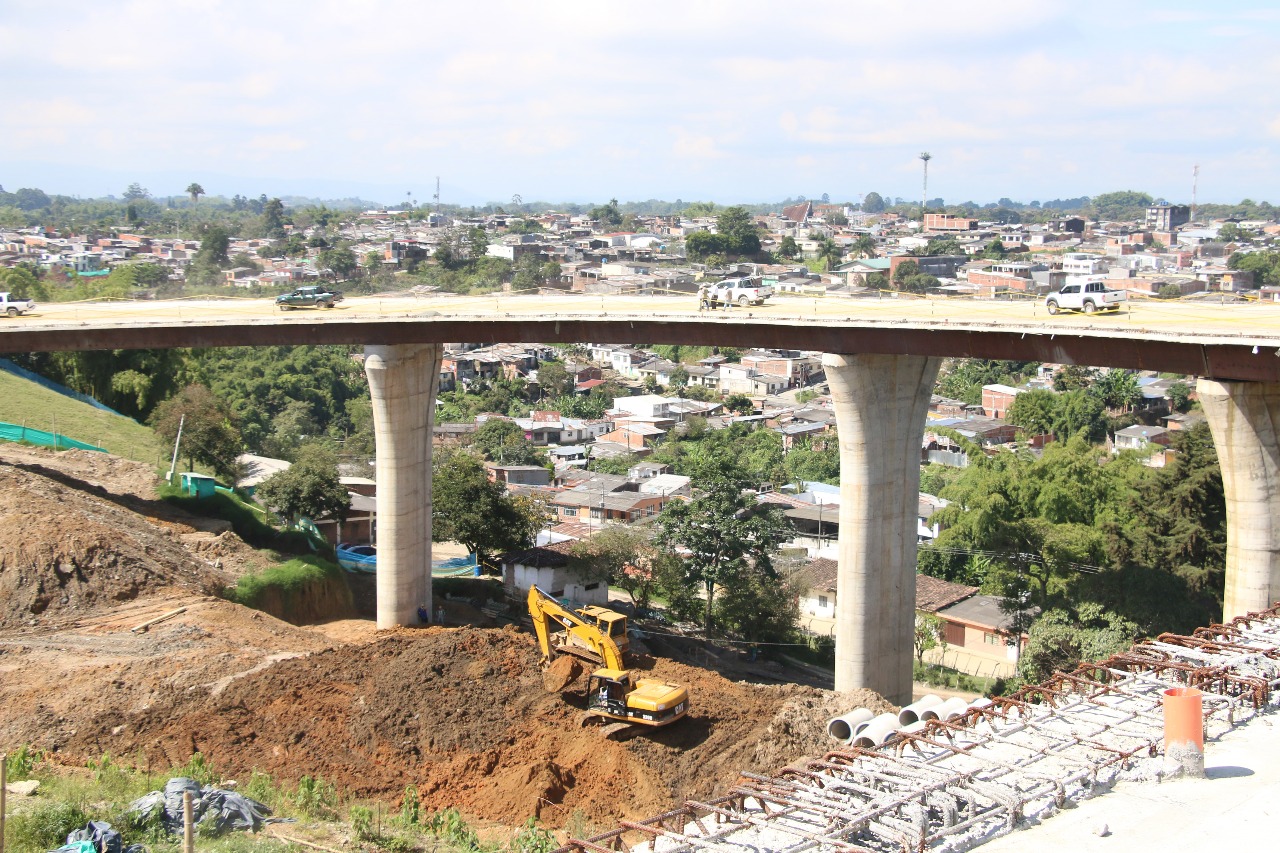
[500,541,609,606]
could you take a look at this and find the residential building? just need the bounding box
[500,541,609,605]
[1146,204,1191,231]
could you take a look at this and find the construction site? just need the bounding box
[3,443,1280,851]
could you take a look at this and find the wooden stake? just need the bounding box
[183,790,194,853]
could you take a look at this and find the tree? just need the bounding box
[432,449,546,565]
[150,384,242,480]
[1167,381,1192,412]
[914,612,944,664]
[724,394,754,415]
[1006,389,1059,438]
[980,238,1007,259]
[569,525,657,607]
[1090,190,1153,222]
[684,230,726,261]
[1217,223,1241,243]
[14,187,51,211]
[921,237,963,256]
[778,236,799,258]
[536,360,571,398]
[1157,283,1183,300]
[186,183,205,204]
[892,260,920,289]
[318,246,358,280]
[123,183,150,201]
[589,198,623,227]
[255,442,350,526]
[195,226,231,266]
[468,226,490,263]
[1090,369,1141,412]
[1053,364,1094,392]
[816,238,842,270]
[862,192,885,213]
[1018,604,1137,683]
[850,235,877,259]
[262,198,287,238]
[716,206,761,256]
[471,418,545,466]
[0,266,47,301]
[655,478,790,637]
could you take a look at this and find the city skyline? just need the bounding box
[3,0,1278,206]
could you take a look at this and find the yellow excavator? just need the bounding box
[527,585,689,729]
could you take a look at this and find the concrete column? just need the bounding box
[365,343,442,629]
[1197,379,1280,620]
[823,353,941,705]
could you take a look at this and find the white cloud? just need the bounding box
[0,0,1275,202]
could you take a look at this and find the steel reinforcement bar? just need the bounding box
[551,602,1280,853]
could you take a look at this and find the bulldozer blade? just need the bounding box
[542,655,584,693]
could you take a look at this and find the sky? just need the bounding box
[2,0,1278,207]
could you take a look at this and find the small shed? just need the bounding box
[179,472,217,498]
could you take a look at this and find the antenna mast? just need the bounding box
[1190,164,1199,223]
[433,176,441,214]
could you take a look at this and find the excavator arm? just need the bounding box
[527,585,625,670]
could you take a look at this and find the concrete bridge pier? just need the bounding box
[1198,379,1280,620]
[364,343,442,629]
[823,353,941,705]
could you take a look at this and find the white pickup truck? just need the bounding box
[0,292,36,317]
[1044,281,1127,315]
[701,277,774,309]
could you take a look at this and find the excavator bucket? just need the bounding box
[542,655,584,693]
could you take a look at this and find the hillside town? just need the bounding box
[2,197,1278,301]
[0,190,1248,688]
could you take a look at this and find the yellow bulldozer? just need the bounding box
[527,585,689,729]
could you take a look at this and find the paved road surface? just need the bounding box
[5,291,1280,346]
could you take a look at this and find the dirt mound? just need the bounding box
[58,625,882,829]
[0,463,224,628]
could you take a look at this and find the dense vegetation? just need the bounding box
[919,425,1225,646]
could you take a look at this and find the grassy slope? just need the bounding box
[0,370,167,466]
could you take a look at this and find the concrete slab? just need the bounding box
[983,714,1280,850]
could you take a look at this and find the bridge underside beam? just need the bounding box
[1198,378,1280,620]
[2,317,1275,382]
[824,352,941,705]
[364,343,441,629]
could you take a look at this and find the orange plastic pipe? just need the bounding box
[1163,686,1204,751]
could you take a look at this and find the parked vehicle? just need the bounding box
[275,285,343,310]
[0,292,36,317]
[1045,281,1127,315]
[699,276,774,309]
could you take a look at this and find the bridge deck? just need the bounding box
[2,292,1279,380]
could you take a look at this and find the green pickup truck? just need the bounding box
[275,285,343,310]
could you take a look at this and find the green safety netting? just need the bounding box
[0,421,104,452]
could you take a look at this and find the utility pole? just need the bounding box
[1191,164,1200,223]
[919,152,932,224]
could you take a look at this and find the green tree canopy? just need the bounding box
[862,192,885,213]
[254,442,350,525]
[432,449,546,565]
[318,246,358,280]
[655,477,790,636]
[150,383,242,480]
[471,418,546,466]
[716,206,761,256]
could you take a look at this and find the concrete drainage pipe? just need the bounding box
[898,694,943,726]
[826,708,875,743]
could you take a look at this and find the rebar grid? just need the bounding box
[551,604,1280,853]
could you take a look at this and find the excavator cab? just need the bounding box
[575,605,629,655]
[587,669,632,718]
